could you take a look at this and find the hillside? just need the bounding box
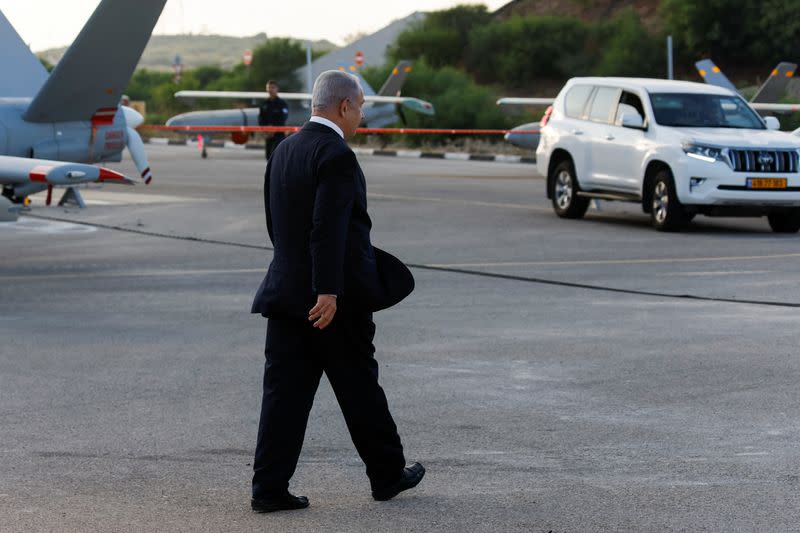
[494,0,662,31]
[37,33,338,71]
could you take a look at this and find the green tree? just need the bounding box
[659,0,764,63]
[363,60,530,144]
[207,64,251,92]
[192,65,225,88]
[126,69,174,102]
[756,0,800,61]
[247,38,306,91]
[593,9,662,77]
[466,16,594,86]
[389,5,492,68]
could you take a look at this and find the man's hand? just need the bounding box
[309,294,337,329]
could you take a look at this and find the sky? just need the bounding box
[0,0,510,52]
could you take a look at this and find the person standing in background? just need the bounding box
[258,80,288,160]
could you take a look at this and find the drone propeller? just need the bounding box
[121,106,153,184]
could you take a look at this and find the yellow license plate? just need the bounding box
[747,178,787,189]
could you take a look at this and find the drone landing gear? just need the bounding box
[58,187,86,209]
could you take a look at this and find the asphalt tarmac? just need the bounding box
[2,144,800,531]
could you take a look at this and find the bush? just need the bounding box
[660,0,764,64]
[363,60,533,145]
[389,5,492,68]
[247,38,306,91]
[755,0,800,62]
[593,9,663,77]
[466,16,594,86]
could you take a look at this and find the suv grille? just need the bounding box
[727,149,799,173]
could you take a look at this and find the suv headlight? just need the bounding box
[682,141,725,163]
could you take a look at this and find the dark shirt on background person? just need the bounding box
[258,81,288,160]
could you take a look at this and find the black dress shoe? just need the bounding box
[251,493,310,513]
[372,462,425,501]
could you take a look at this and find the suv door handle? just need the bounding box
[572,129,584,135]
[605,133,615,140]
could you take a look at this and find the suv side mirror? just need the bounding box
[764,116,780,130]
[618,111,645,129]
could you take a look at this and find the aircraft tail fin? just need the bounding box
[751,62,797,103]
[23,0,167,123]
[377,61,413,97]
[695,59,738,94]
[336,63,376,96]
[0,10,49,97]
[334,61,414,101]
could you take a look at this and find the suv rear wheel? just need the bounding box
[767,210,800,233]
[551,160,590,219]
[650,170,691,231]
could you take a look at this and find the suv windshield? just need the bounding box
[649,93,765,129]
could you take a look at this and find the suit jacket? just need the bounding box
[251,121,414,318]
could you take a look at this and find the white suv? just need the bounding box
[536,77,800,232]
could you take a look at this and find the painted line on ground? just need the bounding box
[662,270,773,277]
[427,253,800,268]
[367,192,546,211]
[21,213,800,309]
[0,267,266,282]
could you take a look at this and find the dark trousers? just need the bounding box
[252,311,406,498]
[265,133,285,160]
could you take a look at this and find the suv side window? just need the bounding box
[587,86,621,123]
[615,91,646,124]
[565,85,593,118]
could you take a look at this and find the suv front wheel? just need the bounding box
[551,160,590,219]
[767,210,800,233]
[650,170,692,231]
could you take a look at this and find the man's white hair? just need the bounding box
[312,70,362,112]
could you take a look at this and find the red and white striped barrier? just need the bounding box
[141,125,540,135]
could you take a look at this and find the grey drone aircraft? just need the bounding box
[165,61,435,158]
[0,0,166,222]
[695,59,799,113]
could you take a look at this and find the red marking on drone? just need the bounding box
[97,168,127,182]
[29,166,53,182]
[92,107,118,126]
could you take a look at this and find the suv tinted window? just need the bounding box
[649,93,764,129]
[565,85,593,118]
[588,87,621,123]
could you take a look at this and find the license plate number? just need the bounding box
[747,178,787,189]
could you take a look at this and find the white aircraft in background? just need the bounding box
[166,61,436,157]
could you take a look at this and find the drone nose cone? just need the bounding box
[505,123,540,150]
[121,105,144,129]
[165,113,197,127]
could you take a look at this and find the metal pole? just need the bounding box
[306,41,313,93]
[667,35,674,80]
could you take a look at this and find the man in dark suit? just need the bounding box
[250,70,424,513]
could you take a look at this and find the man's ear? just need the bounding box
[338,99,348,118]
